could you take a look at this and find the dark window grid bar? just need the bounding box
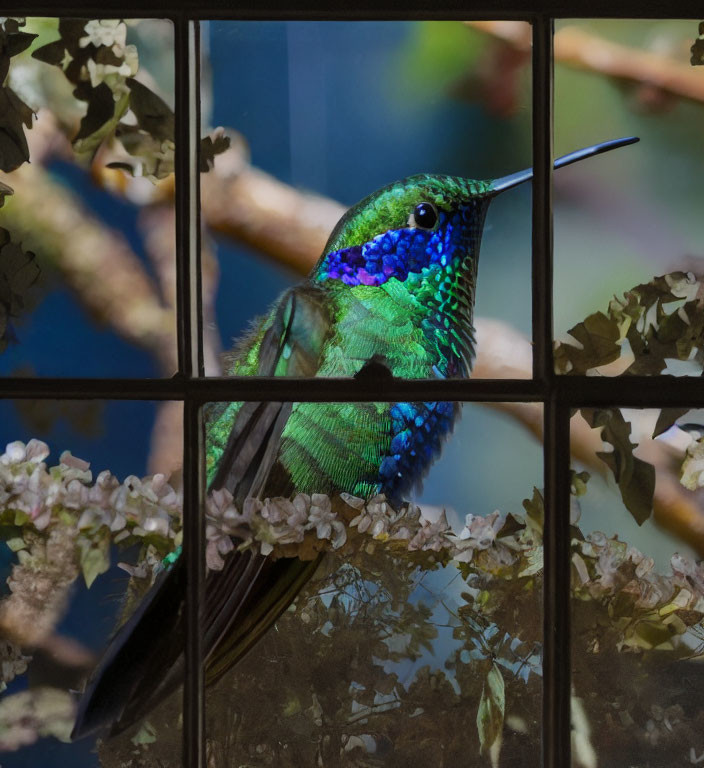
[175,18,204,380]
[7,3,701,18]
[175,17,206,768]
[0,376,703,406]
[543,395,572,768]
[531,16,570,768]
[183,398,206,768]
[531,15,553,385]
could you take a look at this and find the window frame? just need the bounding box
[2,7,704,768]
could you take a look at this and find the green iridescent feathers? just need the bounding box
[321,174,492,254]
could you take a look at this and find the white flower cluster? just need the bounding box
[572,532,704,648]
[345,498,521,562]
[0,688,74,750]
[205,491,517,567]
[0,440,182,547]
[205,490,535,570]
[79,19,127,49]
[78,20,138,100]
[204,490,347,568]
[346,493,422,540]
[1,440,541,582]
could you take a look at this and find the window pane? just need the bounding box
[194,399,542,765]
[199,21,533,379]
[0,18,176,378]
[554,19,703,377]
[0,399,183,764]
[570,407,704,765]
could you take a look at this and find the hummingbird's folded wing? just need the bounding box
[72,285,332,739]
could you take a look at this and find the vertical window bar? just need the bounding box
[175,15,206,768]
[175,17,204,379]
[183,398,205,768]
[532,15,572,768]
[543,396,572,768]
[531,15,554,382]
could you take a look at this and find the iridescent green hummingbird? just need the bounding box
[71,136,638,738]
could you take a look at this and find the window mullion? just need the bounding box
[175,15,206,768]
[533,16,572,768]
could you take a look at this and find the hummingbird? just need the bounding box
[71,136,638,739]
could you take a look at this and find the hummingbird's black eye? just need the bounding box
[411,202,438,230]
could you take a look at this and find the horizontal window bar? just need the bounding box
[6,4,699,19]
[0,376,702,406]
[0,377,542,401]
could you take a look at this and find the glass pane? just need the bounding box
[554,19,703,376]
[0,399,183,765]
[0,18,176,378]
[570,407,704,765]
[194,399,541,765]
[199,21,533,379]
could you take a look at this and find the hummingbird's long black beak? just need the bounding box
[489,136,639,195]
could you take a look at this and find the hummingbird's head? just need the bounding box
[312,136,639,291]
[313,174,492,289]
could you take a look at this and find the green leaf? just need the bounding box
[200,132,231,172]
[130,721,157,745]
[6,31,38,58]
[570,470,590,497]
[5,537,26,552]
[581,409,655,525]
[0,181,13,207]
[554,311,621,374]
[522,487,544,534]
[31,38,67,66]
[0,228,40,352]
[126,78,174,142]
[652,407,689,438]
[555,272,704,377]
[13,510,29,526]
[691,21,704,65]
[0,87,34,172]
[78,531,110,588]
[476,662,505,756]
[73,87,130,158]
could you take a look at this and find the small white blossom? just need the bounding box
[408,511,452,552]
[681,437,704,491]
[79,19,127,49]
[4,442,26,464]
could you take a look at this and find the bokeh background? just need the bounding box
[0,17,702,766]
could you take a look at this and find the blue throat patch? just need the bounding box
[318,205,481,287]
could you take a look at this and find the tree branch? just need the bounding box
[466,21,704,106]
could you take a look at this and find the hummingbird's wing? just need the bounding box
[72,285,332,739]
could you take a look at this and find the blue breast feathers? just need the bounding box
[378,400,458,502]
